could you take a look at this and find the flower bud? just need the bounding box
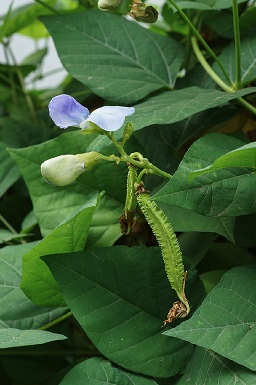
[41,155,85,187]
[129,1,158,23]
[98,0,122,11]
[122,122,134,143]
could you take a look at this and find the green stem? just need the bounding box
[107,133,172,179]
[191,37,233,93]
[167,0,232,85]
[232,0,242,89]
[7,46,38,123]
[191,36,256,115]
[39,311,73,330]
[236,97,256,115]
[137,168,150,184]
[0,214,18,234]
[3,42,18,104]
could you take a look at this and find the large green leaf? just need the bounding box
[43,246,205,378]
[157,105,236,150]
[59,358,158,385]
[42,10,184,104]
[9,131,125,246]
[0,243,66,330]
[153,133,256,217]
[213,32,256,86]
[0,141,20,198]
[130,87,256,132]
[177,347,256,385]
[160,204,235,242]
[20,194,101,307]
[166,264,256,371]
[189,141,256,180]
[0,329,66,349]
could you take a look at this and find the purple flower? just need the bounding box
[49,94,89,129]
[49,94,135,132]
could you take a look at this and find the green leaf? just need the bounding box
[131,87,256,132]
[0,229,30,244]
[178,232,214,268]
[0,0,58,38]
[168,1,212,12]
[198,242,255,272]
[20,194,101,307]
[41,10,184,104]
[1,110,56,148]
[213,31,256,86]
[19,19,49,39]
[21,48,48,67]
[157,105,237,150]
[0,3,13,42]
[43,246,205,378]
[0,243,66,330]
[0,142,20,198]
[210,0,247,9]
[59,358,158,385]
[198,0,248,9]
[169,0,248,11]
[177,347,256,385]
[9,131,125,246]
[153,133,256,218]
[189,141,256,180]
[159,203,236,242]
[166,263,256,371]
[0,329,66,349]
[199,269,226,294]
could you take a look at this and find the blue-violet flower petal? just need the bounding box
[49,94,90,129]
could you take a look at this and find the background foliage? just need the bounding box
[0,0,255,384]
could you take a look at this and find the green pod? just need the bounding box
[119,165,137,235]
[137,190,190,317]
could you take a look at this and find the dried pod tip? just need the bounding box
[129,0,158,23]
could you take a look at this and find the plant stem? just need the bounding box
[0,214,18,234]
[232,0,242,89]
[191,37,233,93]
[39,311,73,330]
[107,133,172,179]
[191,37,256,115]
[7,45,38,123]
[236,97,256,115]
[167,0,232,85]
[3,42,18,104]
[137,168,149,184]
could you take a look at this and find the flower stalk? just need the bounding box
[232,0,242,89]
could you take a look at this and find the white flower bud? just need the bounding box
[98,0,122,11]
[41,155,85,187]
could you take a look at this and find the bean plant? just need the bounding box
[0,0,256,384]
